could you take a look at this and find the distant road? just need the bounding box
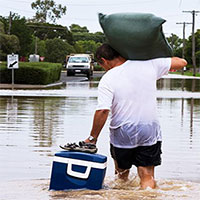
[60,71,105,82]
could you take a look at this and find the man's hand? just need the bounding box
[84,136,97,144]
[84,138,94,144]
[171,57,187,70]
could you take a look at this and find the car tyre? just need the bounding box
[67,71,74,76]
[87,72,91,79]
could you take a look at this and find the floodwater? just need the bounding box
[0,74,200,200]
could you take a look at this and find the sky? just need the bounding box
[1,0,200,39]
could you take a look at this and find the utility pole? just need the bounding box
[176,22,192,75]
[35,36,38,54]
[183,10,200,76]
[8,11,12,35]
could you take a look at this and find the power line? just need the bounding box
[183,10,200,76]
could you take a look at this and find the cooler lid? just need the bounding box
[55,151,107,163]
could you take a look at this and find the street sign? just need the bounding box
[7,54,19,69]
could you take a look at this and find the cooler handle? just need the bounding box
[67,160,92,179]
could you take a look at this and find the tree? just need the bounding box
[11,14,33,57]
[70,24,89,33]
[0,21,4,33]
[0,21,5,60]
[31,0,66,23]
[0,20,20,60]
[166,33,182,56]
[92,31,106,43]
[74,40,101,55]
[185,29,200,66]
[0,16,8,33]
[45,38,75,63]
[0,33,20,60]
[70,24,105,43]
[0,14,33,57]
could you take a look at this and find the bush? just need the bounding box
[0,62,62,85]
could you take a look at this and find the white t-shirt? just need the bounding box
[96,58,171,148]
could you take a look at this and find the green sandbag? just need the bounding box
[99,12,173,60]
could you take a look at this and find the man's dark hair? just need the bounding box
[95,43,120,64]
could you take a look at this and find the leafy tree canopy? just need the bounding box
[11,14,33,57]
[45,38,75,63]
[0,14,33,57]
[74,40,101,55]
[166,33,182,53]
[31,0,66,23]
[70,24,105,43]
[0,21,4,33]
[185,29,200,65]
[70,24,89,33]
[0,33,20,60]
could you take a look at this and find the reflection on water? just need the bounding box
[0,77,200,199]
[157,78,200,92]
[65,81,99,90]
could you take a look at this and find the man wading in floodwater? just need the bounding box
[85,43,187,189]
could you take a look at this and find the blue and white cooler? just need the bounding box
[49,151,107,190]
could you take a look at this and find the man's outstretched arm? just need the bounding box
[85,109,109,144]
[171,57,187,70]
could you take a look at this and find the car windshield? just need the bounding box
[68,57,89,63]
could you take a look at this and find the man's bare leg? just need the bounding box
[137,166,156,189]
[114,160,130,181]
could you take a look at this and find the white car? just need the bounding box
[66,54,94,78]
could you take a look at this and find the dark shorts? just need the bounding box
[110,141,162,169]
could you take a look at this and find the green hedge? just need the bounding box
[0,62,62,85]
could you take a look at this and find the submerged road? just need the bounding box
[60,71,200,83]
[60,71,105,82]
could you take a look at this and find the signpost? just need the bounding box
[7,54,19,90]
